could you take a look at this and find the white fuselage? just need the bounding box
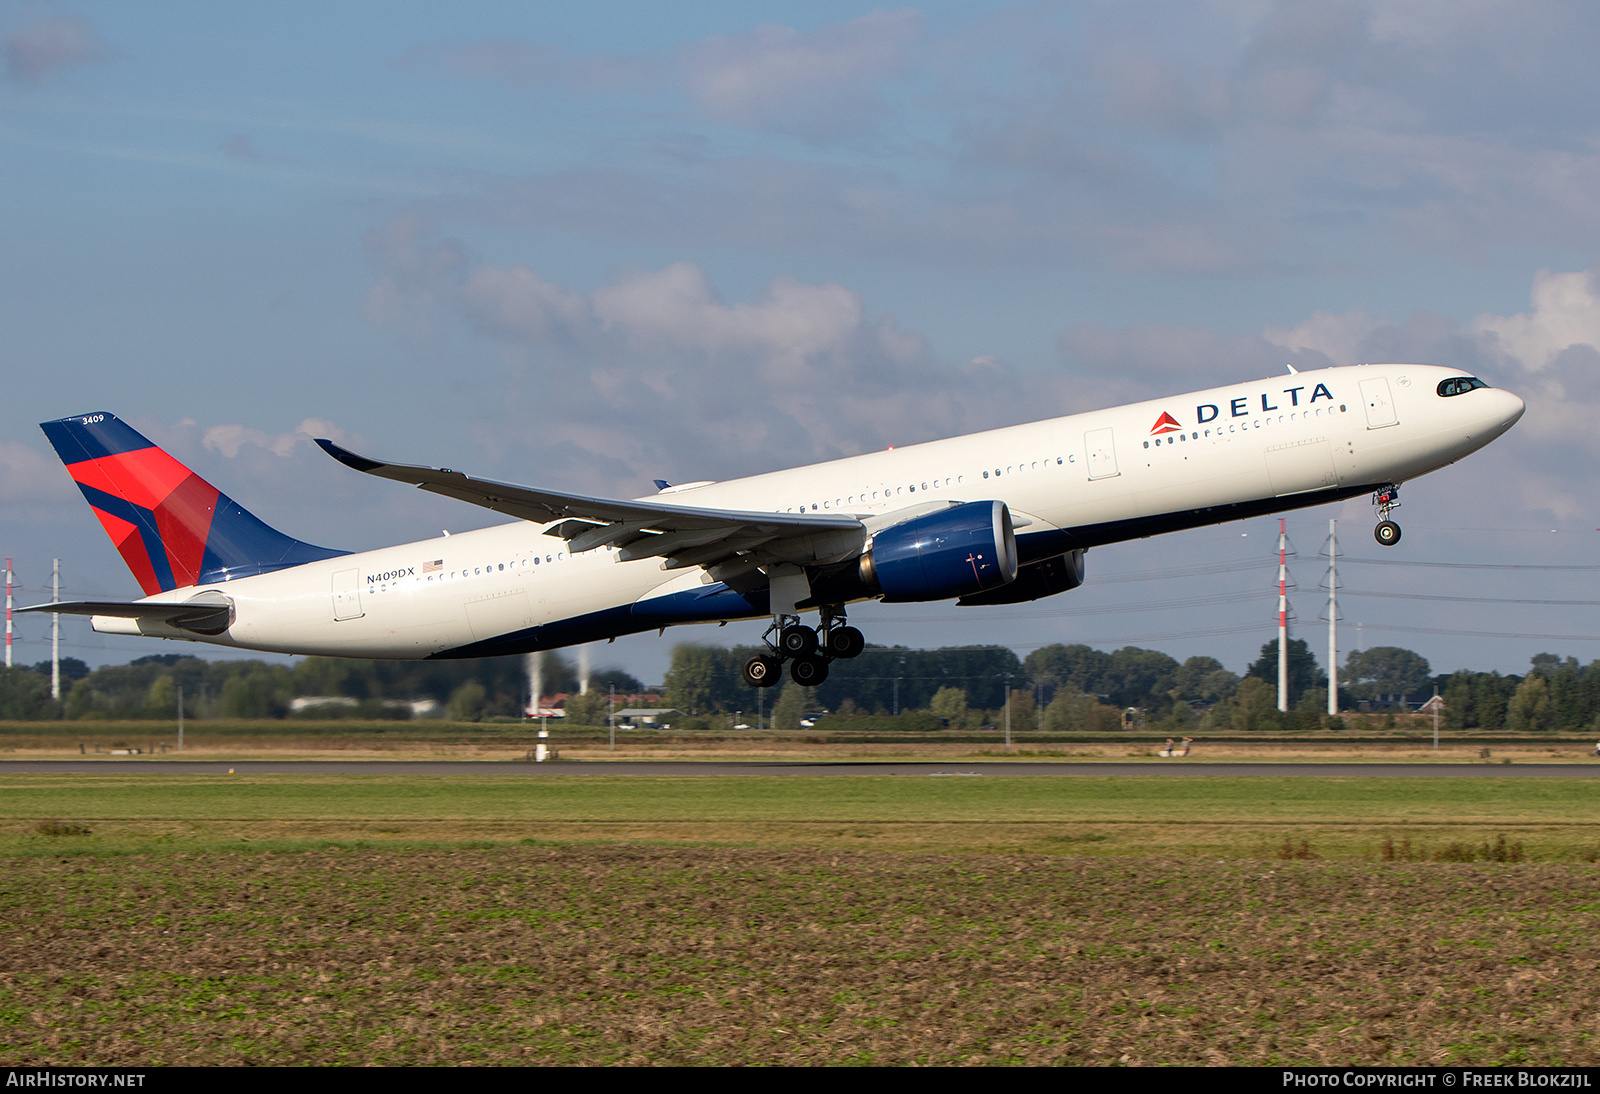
[99,364,1524,659]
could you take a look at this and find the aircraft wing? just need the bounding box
[315,439,868,571]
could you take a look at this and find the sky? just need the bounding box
[3,1,1599,687]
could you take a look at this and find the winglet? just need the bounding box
[315,438,385,473]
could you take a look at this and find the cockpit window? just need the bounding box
[1437,376,1490,397]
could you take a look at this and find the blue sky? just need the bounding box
[4,1,1599,686]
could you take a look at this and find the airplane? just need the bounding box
[23,363,1524,689]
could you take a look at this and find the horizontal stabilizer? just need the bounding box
[21,594,234,636]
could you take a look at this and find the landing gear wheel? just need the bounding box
[789,654,829,687]
[1374,520,1402,547]
[742,654,782,688]
[826,625,865,659]
[779,625,818,657]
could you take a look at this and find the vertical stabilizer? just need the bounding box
[40,413,347,594]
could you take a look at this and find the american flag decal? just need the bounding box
[423,559,443,572]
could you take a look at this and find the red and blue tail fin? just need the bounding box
[40,412,347,594]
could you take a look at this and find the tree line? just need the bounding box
[0,652,640,722]
[2,640,1599,733]
[659,640,1600,735]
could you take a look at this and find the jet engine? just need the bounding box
[859,500,1019,602]
[957,549,1084,606]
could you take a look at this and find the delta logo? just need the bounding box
[1149,412,1183,435]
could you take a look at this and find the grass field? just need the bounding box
[5,770,1600,859]
[5,770,1600,1065]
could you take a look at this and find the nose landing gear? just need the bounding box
[740,604,865,688]
[1373,485,1402,546]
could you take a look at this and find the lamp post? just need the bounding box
[1002,671,1013,753]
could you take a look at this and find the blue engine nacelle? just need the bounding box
[860,500,1019,603]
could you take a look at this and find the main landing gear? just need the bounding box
[1373,484,1402,547]
[741,604,865,688]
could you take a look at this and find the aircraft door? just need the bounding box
[332,568,364,621]
[1265,438,1339,496]
[1359,377,1398,429]
[1085,427,1119,480]
[465,589,535,642]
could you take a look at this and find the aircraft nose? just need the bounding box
[1496,388,1527,429]
[1472,386,1525,441]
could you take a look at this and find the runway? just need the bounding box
[4,760,1599,777]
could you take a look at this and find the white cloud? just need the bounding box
[0,441,73,503]
[460,265,590,344]
[1471,270,1600,372]
[416,9,919,140]
[360,221,1060,486]
[679,9,921,133]
[201,420,353,460]
[1264,310,1380,366]
[401,3,1600,275]
[1056,319,1317,400]
[3,16,110,85]
[590,264,864,368]
[110,417,475,553]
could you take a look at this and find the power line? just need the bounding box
[902,622,1276,650]
[1374,526,1599,534]
[1354,623,1600,642]
[1340,557,1600,572]
[1094,554,1600,583]
[1097,559,1263,583]
[1342,590,1600,607]
[871,589,1260,623]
